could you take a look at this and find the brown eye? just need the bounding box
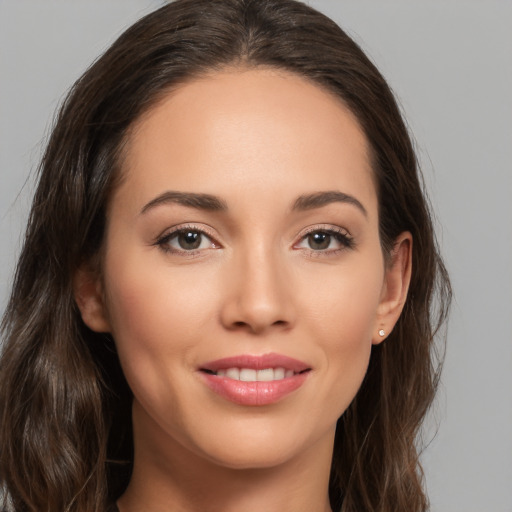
[177,231,202,250]
[156,227,218,254]
[307,232,331,250]
[294,227,354,253]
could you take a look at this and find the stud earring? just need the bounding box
[378,329,385,337]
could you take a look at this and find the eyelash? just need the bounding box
[154,224,219,256]
[154,224,355,256]
[294,225,355,255]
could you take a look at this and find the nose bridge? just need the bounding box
[221,236,294,333]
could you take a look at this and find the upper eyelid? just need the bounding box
[158,223,219,240]
[296,224,352,239]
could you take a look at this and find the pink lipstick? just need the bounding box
[199,353,311,406]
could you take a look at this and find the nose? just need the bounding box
[219,246,296,335]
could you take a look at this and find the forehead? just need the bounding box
[116,67,377,218]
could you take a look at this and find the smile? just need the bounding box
[199,353,311,406]
[205,367,300,381]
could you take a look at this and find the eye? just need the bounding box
[295,227,354,253]
[155,226,219,254]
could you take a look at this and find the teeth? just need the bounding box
[239,368,257,382]
[256,368,274,381]
[215,367,293,381]
[274,368,285,380]
[226,368,240,380]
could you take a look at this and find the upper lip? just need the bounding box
[199,352,311,373]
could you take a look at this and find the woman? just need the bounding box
[0,0,451,511]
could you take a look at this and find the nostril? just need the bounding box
[228,318,289,334]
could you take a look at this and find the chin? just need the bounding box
[202,441,300,471]
[187,419,332,472]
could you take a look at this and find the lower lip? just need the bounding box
[200,372,309,406]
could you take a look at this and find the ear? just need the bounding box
[73,264,111,333]
[373,232,412,345]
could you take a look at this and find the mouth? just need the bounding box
[201,367,309,381]
[198,353,311,406]
[199,352,311,379]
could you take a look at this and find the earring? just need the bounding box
[378,329,385,337]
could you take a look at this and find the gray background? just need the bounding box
[1,1,511,511]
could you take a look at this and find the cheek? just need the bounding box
[105,248,214,335]
[303,257,383,344]
[300,259,383,413]
[101,250,219,388]
[101,250,228,443]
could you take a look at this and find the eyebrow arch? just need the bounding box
[292,191,367,217]
[140,191,228,214]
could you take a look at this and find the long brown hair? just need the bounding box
[0,1,451,510]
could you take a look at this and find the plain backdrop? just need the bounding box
[1,1,511,511]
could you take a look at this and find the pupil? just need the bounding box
[179,231,201,250]
[309,232,330,250]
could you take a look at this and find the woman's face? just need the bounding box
[79,68,409,470]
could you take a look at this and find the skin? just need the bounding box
[75,68,412,512]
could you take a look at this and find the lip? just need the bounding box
[198,352,311,406]
[200,352,310,373]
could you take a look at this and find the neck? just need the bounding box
[118,403,334,512]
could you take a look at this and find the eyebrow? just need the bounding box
[140,191,228,214]
[292,191,367,217]
[140,189,367,217]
